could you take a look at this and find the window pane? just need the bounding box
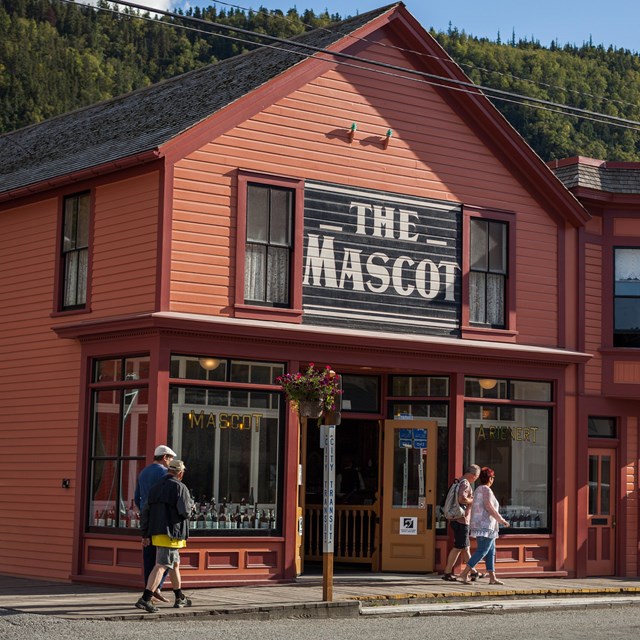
[488,222,506,272]
[614,298,640,330]
[120,459,145,529]
[486,273,505,326]
[122,388,148,457]
[246,185,269,242]
[470,219,487,270]
[169,386,283,534]
[588,455,597,515]
[92,390,122,457]
[269,188,292,246]
[464,405,550,530]
[64,252,79,306]
[76,249,88,305]
[266,246,289,304]
[90,459,118,528]
[510,380,552,402]
[63,198,77,251]
[469,271,486,323]
[390,376,449,398]
[391,430,424,508]
[244,244,266,301]
[95,359,122,382]
[600,456,611,515]
[615,248,640,294]
[76,195,90,247]
[341,375,379,412]
[125,356,150,381]
[587,417,616,438]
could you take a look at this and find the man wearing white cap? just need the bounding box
[134,444,176,601]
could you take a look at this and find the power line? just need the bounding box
[210,0,640,114]
[37,1,640,134]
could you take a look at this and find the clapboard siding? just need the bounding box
[89,172,159,317]
[171,36,559,345]
[0,198,81,581]
[584,243,603,393]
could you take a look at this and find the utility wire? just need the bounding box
[211,0,640,114]
[20,0,640,136]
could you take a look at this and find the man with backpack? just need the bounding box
[441,464,481,581]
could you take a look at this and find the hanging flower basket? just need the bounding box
[276,363,342,419]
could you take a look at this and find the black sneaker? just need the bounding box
[174,596,192,608]
[135,597,159,613]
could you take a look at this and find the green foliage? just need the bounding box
[432,30,640,161]
[2,1,640,161]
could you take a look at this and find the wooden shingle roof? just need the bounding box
[0,5,396,196]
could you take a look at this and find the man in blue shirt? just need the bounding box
[134,445,176,601]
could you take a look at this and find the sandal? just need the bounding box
[489,579,504,585]
[470,571,486,581]
[441,573,457,582]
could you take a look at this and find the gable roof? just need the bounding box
[0,3,588,228]
[0,4,396,198]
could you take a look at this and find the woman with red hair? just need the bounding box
[459,467,509,585]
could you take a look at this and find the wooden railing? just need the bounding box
[304,504,379,569]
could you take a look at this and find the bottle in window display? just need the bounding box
[260,510,269,529]
[218,506,227,529]
[268,509,275,529]
[106,506,115,527]
[94,509,102,527]
[253,507,260,529]
[189,509,197,530]
[210,505,219,529]
[249,487,255,505]
[242,509,251,529]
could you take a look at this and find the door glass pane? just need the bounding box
[391,429,425,508]
[600,456,611,515]
[588,455,598,515]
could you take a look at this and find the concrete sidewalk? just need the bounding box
[1,573,639,621]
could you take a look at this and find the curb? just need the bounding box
[69,600,361,622]
[354,585,640,606]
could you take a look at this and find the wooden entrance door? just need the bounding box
[586,448,616,576]
[381,420,437,572]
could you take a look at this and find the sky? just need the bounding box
[119,0,640,52]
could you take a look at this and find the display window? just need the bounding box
[463,377,552,531]
[88,356,150,530]
[168,355,285,535]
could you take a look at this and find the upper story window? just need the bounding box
[469,218,507,328]
[235,171,304,322]
[61,192,90,310]
[614,248,640,347]
[244,183,293,307]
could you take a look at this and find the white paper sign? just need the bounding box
[400,516,418,535]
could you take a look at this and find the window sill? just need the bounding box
[461,325,518,342]
[50,307,92,318]
[234,304,302,323]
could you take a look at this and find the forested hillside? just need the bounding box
[2,0,640,161]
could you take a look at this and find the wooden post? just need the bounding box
[322,550,334,601]
[320,424,336,602]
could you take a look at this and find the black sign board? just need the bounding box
[302,181,462,336]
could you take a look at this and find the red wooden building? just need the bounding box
[0,4,636,586]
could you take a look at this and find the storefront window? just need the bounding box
[168,356,284,535]
[464,404,551,530]
[341,375,379,412]
[88,356,149,530]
